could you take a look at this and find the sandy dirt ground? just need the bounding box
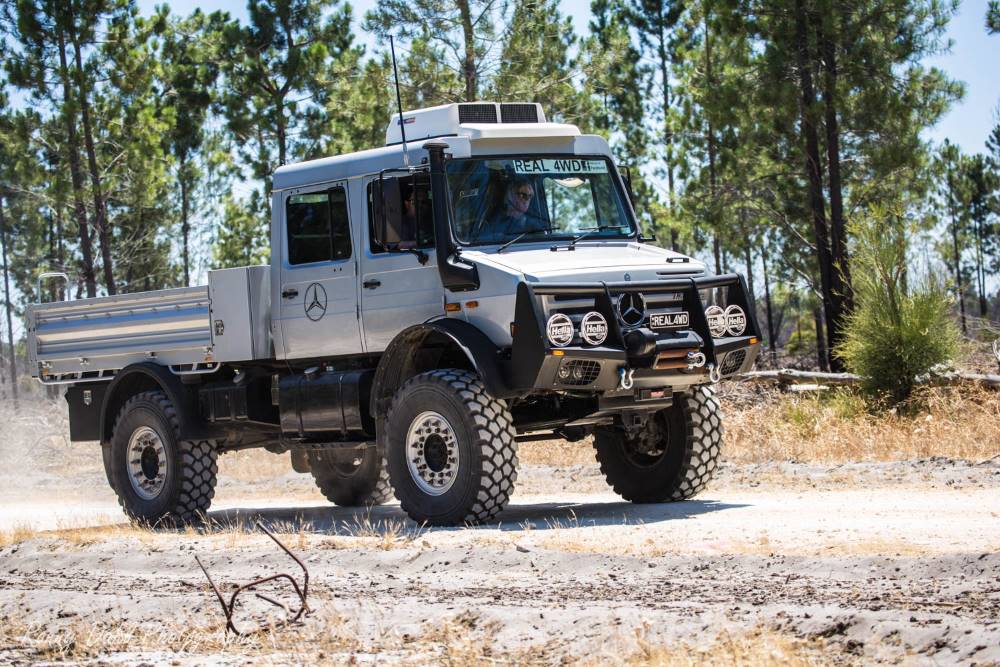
[0,446,998,665]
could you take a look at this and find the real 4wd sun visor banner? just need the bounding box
[511,159,608,174]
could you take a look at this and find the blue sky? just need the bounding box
[140,0,1000,155]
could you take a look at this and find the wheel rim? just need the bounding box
[621,421,668,469]
[405,411,459,496]
[127,426,167,500]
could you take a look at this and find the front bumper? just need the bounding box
[505,273,761,394]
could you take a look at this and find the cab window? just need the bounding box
[367,175,434,253]
[286,186,351,265]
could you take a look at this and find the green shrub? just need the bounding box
[834,208,960,404]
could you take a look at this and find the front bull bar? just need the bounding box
[507,273,762,392]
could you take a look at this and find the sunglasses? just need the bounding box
[514,191,534,201]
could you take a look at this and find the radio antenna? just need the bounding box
[389,35,410,167]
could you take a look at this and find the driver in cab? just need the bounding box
[479,177,546,242]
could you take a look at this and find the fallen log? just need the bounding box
[741,369,860,386]
[915,371,1000,389]
[740,369,1000,390]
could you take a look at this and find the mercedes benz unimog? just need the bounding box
[27,102,761,526]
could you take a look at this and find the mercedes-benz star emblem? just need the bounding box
[617,292,645,328]
[304,283,327,322]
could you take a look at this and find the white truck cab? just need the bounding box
[27,102,760,526]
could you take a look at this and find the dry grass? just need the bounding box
[0,611,361,663]
[616,625,832,667]
[725,385,1000,463]
[0,523,37,547]
[519,385,1000,466]
[0,611,833,666]
[0,609,560,665]
[218,448,297,482]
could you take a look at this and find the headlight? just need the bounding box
[580,311,608,345]
[724,305,747,336]
[705,305,727,338]
[546,313,574,347]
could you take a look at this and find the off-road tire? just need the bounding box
[594,384,722,502]
[309,448,393,506]
[385,369,518,525]
[101,442,115,492]
[109,390,218,525]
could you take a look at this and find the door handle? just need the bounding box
[363,279,381,289]
[281,288,299,299]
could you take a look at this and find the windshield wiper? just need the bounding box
[497,227,554,253]
[554,225,630,251]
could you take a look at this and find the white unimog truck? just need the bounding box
[27,102,761,526]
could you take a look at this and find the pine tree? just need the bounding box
[492,0,593,125]
[364,0,501,102]
[159,9,226,286]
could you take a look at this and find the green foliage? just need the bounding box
[493,0,592,126]
[835,208,960,403]
[364,0,499,101]
[212,194,270,269]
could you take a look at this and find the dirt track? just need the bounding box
[1,458,998,664]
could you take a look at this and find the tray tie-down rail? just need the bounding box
[195,520,310,635]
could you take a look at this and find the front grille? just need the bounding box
[720,349,747,375]
[559,360,601,386]
[458,104,498,123]
[500,103,539,123]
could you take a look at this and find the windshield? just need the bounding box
[446,157,635,245]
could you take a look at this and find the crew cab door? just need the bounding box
[360,176,444,352]
[275,182,363,359]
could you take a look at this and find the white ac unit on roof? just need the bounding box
[384,102,547,145]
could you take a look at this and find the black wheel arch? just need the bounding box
[371,319,511,419]
[100,363,225,445]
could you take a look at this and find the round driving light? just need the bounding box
[724,305,747,336]
[546,313,574,347]
[580,311,608,345]
[705,305,726,338]
[557,360,572,379]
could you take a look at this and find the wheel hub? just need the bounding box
[127,426,167,500]
[405,411,459,496]
[622,419,668,467]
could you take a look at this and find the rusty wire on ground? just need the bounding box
[195,520,310,636]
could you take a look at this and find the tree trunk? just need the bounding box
[793,0,839,369]
[975,215,987,317]
[704,6,720,275]
[819,19,851,314]
[180,155,191,287]
[55,204,66,300]
[57,27,97,298]
[947,168,967,334]
[457,0,477,101]
[741,209,756,312]
[276,99,288,167]
[813,302,829,371]
[71,20,115,295]
[0,194,18,406]
[656,21,677,250]
[762,238,778,364]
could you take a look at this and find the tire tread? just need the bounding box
[112,390,218,524]
[387,369,518,524]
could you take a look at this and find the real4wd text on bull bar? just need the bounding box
[27,102,761,526]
